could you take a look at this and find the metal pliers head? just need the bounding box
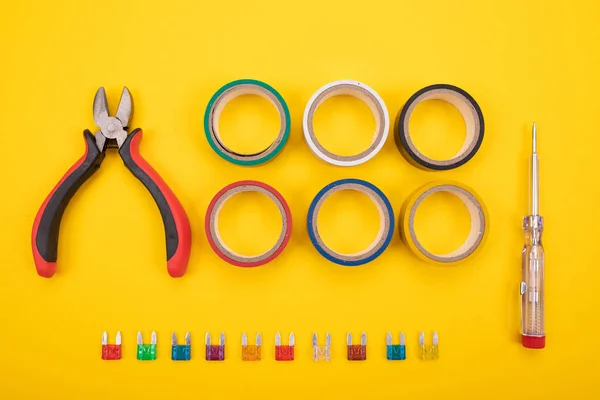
[93,87,132,151]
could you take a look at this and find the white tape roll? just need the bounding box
[303,80,390,166]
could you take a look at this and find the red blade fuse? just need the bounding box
[101,331,122,360]
[242,332,262,361]
[347,332,367,361]
[206,332,225,361]
[521,123,546,349]
[275,332,295,361]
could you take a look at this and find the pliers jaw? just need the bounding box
[93,86,132,151]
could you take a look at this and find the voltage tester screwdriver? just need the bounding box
[520,123,546,349]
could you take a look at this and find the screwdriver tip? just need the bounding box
[532,123,537,153]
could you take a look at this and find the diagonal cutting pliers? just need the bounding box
[32,87,192,278]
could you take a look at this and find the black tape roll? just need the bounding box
[395,84,484,171]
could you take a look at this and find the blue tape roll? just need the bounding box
[307,178,394,266]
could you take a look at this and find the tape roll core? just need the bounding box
[205,79,290,166]
[205,181,292,267]
[307,179,394,266]
[396,84,484,170]
[303,81,390,166]
[401,182,487,264]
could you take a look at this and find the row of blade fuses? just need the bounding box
[101,331,439,361]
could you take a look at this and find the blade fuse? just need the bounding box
[206,332,225,361]
[386,332,406,360]
[520,123,545,349]
[172,332,191,361]
[242,333,262,361]
[275,332,295,361]
[312,333,331,361]
[101,331,122,360]
[347,332,367,361]
[137,332,157,361]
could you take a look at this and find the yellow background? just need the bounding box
[1,0,599,398]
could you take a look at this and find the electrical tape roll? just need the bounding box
[307,179,394,266]
[204,79,291,166]
[400,181,488,264]
[303,80,390,166]
[205,180,292,267]
[395,84,484,170]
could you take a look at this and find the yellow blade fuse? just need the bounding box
[520,123,546,349]
[419,332,427,360]
[430,332,438,359]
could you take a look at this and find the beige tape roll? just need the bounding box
[400,182,488,264]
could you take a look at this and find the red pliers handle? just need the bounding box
[31,87,191,278]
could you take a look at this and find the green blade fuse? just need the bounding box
[172,332,191,361]
[386,332,406,360]
[137,331,157,361]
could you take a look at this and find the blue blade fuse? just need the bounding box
[312,333,331,361]
[172,332,191,361]
[386,332,406,360]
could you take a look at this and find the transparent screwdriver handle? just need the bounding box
[520,215,545,348]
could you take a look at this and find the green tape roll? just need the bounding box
[204,79,291,166]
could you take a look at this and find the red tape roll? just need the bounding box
[205,180,292,267]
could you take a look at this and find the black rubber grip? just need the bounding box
[118,128,179,260]
[34,130,105,264]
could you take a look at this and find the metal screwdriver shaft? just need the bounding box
[520,123,546,349]
[531,123,539,215]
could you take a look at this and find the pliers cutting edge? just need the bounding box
[31,87,192,278]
